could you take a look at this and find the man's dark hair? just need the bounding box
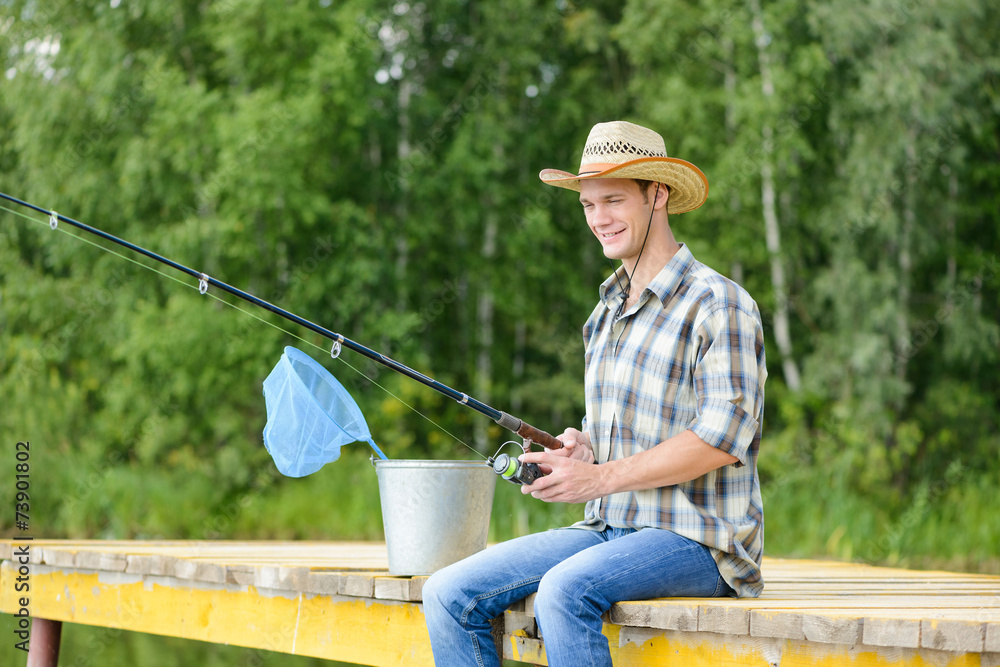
[631,179,670,204]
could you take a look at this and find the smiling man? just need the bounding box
[422,121,768,667]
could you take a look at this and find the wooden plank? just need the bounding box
[125,553,175,577]
[39,547,76,568]
[760,557,998,577]
[750,609,805,640]
[608,626,787,666]
[171,557,227,584]
[26,546,44,565]
[374,576,424,602]
[342,573,376,598]
[863,616,921,648]
[303,571,342,596]
[225,565,255,587]
[0,562,434,666]
[504,609,537,638]
[254,565,310,591]
[760,583,1000,594]
[507,635,546,664]
[801,613,863,645]
[509,623,997,667]
[638,595,1000,611]
[985,620,1000,653]
[73,550,124,572]
[591,593,1000,644]
[4,540,999,660]
[697,603,750,635]
[4,540,996,582]
[920,618,985,653]
[523,593,537,617]
[610,599,698,631]
[2,539,392,570]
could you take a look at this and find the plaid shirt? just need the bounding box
[575,244,767,597]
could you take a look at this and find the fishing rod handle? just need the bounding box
[516,422,564,450]
[495,411,563,449]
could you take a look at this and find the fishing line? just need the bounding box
[0,201,485,459]
[1,192,562,450]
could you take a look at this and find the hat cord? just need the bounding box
[610,183,659,320]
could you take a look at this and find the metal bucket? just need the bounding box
[373,459,496,576]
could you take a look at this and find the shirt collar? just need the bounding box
[598,243,695,311]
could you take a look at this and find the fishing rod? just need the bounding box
[0,192,564,452]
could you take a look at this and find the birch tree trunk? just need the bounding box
[946,168,958,291]
[394,78,413,312]
[474,212,497,453]
[893,132,917,413]
[723,37,745,286]
[750,0,802,392]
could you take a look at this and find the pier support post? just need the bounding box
[27,617,62,667]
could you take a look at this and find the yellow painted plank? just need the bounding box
[8,540,392,569]
[762,584,1000,589]
[0,562,432,666]
[5,541,996,584]
[6,541,1000,662]
[509,625,990,667]
[622,597,1000,611]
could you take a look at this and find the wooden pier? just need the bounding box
[2,540,998,665]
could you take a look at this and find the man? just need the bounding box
[423,120,767,666]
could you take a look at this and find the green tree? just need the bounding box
[0,0,996,576]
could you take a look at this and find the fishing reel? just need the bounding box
[487,440,545,486]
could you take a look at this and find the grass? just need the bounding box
[4,444,995,571]
[2,448,996,666]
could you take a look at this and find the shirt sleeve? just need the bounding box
[689,304,766,466]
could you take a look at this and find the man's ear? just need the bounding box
[653,183,670,210]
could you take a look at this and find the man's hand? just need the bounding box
[516,427,599,503]
[544,427,595,464]
[519,429,740,504]
[518,450,606,504]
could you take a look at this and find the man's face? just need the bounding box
[579,178,655,264]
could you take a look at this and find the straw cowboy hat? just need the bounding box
[539,120,709,214]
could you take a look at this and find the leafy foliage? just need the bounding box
[0,0,997,581]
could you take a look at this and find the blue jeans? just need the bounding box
[422,526,733,666]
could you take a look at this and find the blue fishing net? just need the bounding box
[263,346,387,477]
